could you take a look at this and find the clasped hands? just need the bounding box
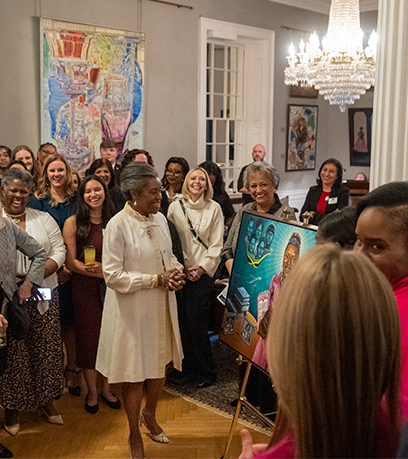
[185,264,205,282]
[161,268,186,291]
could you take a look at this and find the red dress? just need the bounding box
[73,223,105,369]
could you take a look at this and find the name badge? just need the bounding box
[328,197,338,205]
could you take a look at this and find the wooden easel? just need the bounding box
[221,356,275,459]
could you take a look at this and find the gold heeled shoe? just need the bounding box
[139,410,169,443]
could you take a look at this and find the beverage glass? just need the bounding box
[84,245,96,266]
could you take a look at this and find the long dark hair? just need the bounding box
[316,158,343,187]
[75,175,114,260]
[198,161,225,195]
[87,158,116,190]
[161,156,190,191]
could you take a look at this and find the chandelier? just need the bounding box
[284,0,378,112]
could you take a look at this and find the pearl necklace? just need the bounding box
[4,210,26,224]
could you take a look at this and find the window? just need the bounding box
[199,18,275,194]
[206,43,243,191]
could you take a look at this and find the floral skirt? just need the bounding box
[0,288,64,409]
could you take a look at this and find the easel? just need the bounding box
[221,356,275,459]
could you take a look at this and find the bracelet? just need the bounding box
[152,274,158,289]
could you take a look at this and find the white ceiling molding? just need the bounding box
[267,0,378,14]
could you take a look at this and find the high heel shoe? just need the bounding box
[4,410,20,436]
[4,423,19,436]
[64,368,81,396]
[139,410,169,443]
[39,407,63,425]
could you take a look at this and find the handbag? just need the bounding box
[0,285,30,341]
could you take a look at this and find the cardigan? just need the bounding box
[300,184,349,225]
[0,218,47,299]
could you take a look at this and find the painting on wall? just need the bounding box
[348,108,373,167]
[289,83,318,99]
[220,211,317,374]
[286,104,318,171]
[41,18,145,174]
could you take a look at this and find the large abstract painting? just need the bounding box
[220,211,317,374]
[41,18,145,173]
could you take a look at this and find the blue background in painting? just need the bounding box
[228,211,317,320]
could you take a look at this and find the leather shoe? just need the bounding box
[85,395,99,414]
[101,394,121,410]
[196,377,216,389]
[0,442,13,458]
[167,369,196,386]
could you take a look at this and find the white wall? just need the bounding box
[0,0,377,204]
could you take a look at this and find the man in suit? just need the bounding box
[237,144,267,205]
[100,139,121,185]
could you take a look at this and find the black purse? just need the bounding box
[0,285,30,341]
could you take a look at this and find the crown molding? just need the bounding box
[267,0,378,14]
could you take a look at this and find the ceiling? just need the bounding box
[268,0,378,14]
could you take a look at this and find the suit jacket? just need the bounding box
[300,184,349,225]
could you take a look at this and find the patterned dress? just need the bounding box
[0,209,65,409]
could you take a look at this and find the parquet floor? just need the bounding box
[0,384,271,459]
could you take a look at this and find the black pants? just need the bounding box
[178,275,216,384]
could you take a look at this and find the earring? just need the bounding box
[133,200,137,206]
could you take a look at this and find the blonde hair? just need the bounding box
[182,167,213,202]
[35,153,74,206]
[268,245,401,458]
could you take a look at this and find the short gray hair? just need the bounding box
[120,162,158,201]
[1,167,34,192]
[244,161,280,190]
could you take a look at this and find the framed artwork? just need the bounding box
[220,210,317,374]
[286,104,318,171]
[41,18,145,174]
[348,108,373,167]
[289,83,318,99]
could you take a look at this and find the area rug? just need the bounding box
[165,335,272,429]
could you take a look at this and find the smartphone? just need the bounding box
[38,288,52,301]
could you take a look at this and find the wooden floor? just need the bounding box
[0,384,271,459]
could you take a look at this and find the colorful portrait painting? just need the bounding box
[220,211,317,373]
[286,104,318,171]
[348,108,373,167]
[41,18,145,173]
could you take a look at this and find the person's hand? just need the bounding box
[18,280,33,304]
[161,269,185,291]
[58,266,71,284]
[85,262,103,274]
[187,265,205,282]
[238,429,268,459]
[168,270,186,291]
[0,314,8,333]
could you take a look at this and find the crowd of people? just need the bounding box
[0,139,407,459]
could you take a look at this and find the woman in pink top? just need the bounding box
[355,181,408,416]
[240,246,402,458]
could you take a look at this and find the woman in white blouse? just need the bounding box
[167,167,224,388]
[0,168,65,435]
[96,163,185,459]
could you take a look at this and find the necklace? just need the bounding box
[4,209,26,224]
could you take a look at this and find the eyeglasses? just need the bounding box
[166,168,182,176]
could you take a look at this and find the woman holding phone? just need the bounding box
[0,168,65,435]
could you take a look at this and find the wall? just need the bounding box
[0,0,377,205]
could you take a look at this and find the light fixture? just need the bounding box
[284,0,378,112]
